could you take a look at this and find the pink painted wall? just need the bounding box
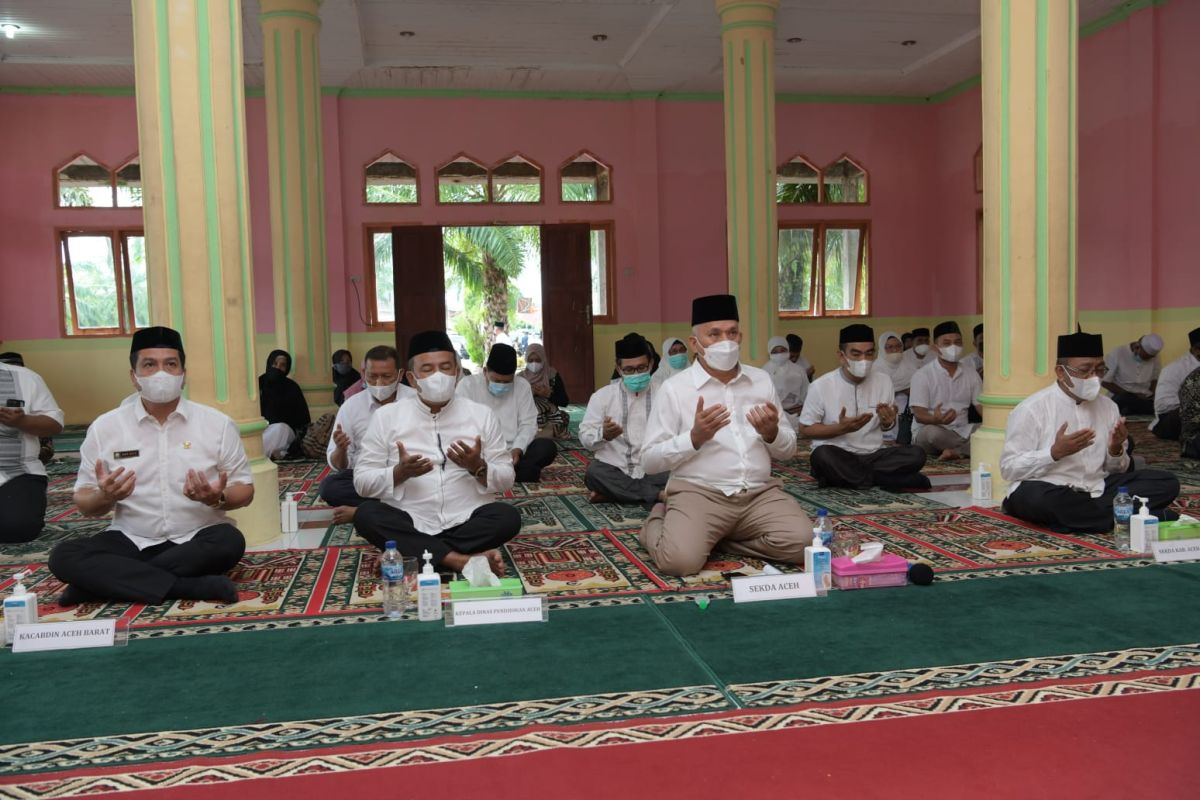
[1,0,1196,346]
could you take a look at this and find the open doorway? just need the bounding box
[442,225,542,375]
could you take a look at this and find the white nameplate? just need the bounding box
[12,620,118,653]
[448,596,546,627]
[1151,538,1200,564]
[732,573,816,603]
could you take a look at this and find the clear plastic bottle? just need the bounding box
[380,540,405,619]
[1112,486,1133,552]
[815,508,834,549]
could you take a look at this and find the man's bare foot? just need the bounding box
[938,448,964,461]
[441,551,470,573]
[588,491,613,504]
[485,549,507,577]
[332,506,357,525]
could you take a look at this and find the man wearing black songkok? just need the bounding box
[49,326,253,605]
[1001,331,1179,534]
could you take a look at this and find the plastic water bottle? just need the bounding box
[381,541,405,619]
[1112,486,1133,552]
[815,508,834,549]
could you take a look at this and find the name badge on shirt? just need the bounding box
[113,449,140,460]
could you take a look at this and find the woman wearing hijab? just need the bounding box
[259,349,311,459]
[763,335,809,430]
[521,343,570,439]
[651,337,689,388]
[331,349,361,407]
[872,330,915,442]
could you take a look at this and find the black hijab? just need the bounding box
[331,349,360,406]
[259,349,310,430]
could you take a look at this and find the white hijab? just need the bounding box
[762,336,791,375]
[874,329,914,390]
[652,337,688,384]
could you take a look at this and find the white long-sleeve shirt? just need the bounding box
[1152,352,1200,429]
[909,359,982,440]
[353,394,515,533]
[642,361,795,495]
[799,369,895,455]
[1105,344,1161,395]
[0,363,64,487]
[579,379,654,478]
[75,398,252,549]
[324,387,415,470]
[455,373,537,452]
[1000,383,1130,499]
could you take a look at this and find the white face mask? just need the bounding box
[700,339,740,371]
[525,361,543,374]
[1068,374,1102,402]
[845,358,873,379]
[914,344,930,357]
[939,344,963,363]
[136,370,185,404]
[885,352,904,365]
[416,371,456,404]
[769,352,790,366]
[367,380,400,402]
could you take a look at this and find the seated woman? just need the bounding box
[259,350,311,459]
[521,343,570,439]
[651,337,689,388]
[763,336,809,430]
[331,349,361,407]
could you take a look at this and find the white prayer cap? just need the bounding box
[1139,333,1163,355]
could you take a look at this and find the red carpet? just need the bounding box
[99,687,1200,800]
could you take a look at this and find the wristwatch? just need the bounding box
[472,464,487,479]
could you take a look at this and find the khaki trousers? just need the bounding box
[639,479,813,577]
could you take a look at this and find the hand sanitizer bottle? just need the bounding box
[1129,496,1158,554]
[972,463,993,501]
[4,570,39,646]
[417,550,442,622]
[804,536,832,597]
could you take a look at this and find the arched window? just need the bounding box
[821,155,868,204]
[776,155,820,204]
[436,153,489,203]
[559,150,611,202]
[491,153,543,203]
[364,151,419,204]
[55,153,115,208]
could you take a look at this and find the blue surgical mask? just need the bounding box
[668,353,688,370]
[622,373,652,393]
[488,380,513,397]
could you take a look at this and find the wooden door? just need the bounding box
[391,225,446,363]
[540,223,595,403]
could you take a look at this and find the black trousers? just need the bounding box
[810,444,930,490]
[353,500,521,567]
[1152,409,1181,441]
[47,524,246,604]
[583,461,670,507]
[318,469,365,506]
[0,474,48,544]
[1111,390,1155,416]
[1003,470,1180,534]
[516,437,558,482]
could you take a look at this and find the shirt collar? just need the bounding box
[689,360,749,389]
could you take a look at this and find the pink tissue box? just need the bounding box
[831,552,909,590]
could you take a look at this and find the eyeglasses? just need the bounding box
[619,365,651,376]
[1062,364,1108,379]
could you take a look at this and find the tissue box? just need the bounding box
[1158,521,1200,542]
[448,578,525,600]
[831,553,909,590]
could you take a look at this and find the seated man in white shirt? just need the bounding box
[641,294,813,577]
[1102,333,1162,417]
[0,356,65,543]
[580,334,669,507]
[910,321,983,460]
[961,323,984,377]
[1150,327,1200,441]
[48,327,253,605]
[786,334,815,382]
[902,327,933,372]
[1001,332,1179,533]
[456,343,557,482]
[799,324,929,491]
[319,345,416,524]
[352,331,520,572]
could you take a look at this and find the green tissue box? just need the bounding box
[1158,521,1200,542]
[448,578,525,600]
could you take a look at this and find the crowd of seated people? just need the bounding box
[3,311,1194,608]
